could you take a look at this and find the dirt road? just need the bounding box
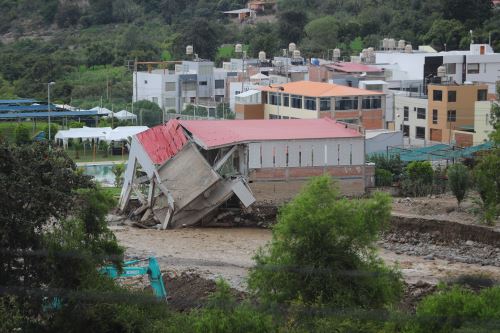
[112,226,500,291]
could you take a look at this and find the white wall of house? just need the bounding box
[474,101,496,144]
[394,94,429,146]
[133,72,165,108]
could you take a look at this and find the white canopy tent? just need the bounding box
[105,126,148,142]
[55,127,112,148]
[91,106,114,116]
[113,110,137,121]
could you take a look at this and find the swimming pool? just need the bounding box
[80,163,126,187]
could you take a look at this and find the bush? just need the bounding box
[375,168,393,186]
[367,154,403,181]
[14,123,31,145]
[447,163,470,207]
[401,161,434,197]
[409,286,500,333]
[473,150,500,225]
[43,123,59,141]
[69,121,85,128]
[112,163,125,187]
[248,175,402,310]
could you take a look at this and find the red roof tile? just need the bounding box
[136,119,188,164]
[180,118,361,149]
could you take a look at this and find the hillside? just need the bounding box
[0,0,499,107]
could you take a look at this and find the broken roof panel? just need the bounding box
[136,119,188,164]
[180,118,361,149]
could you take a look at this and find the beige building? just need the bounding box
[453,100,497,147]
[427,83,489,144]
[235,81,387,130]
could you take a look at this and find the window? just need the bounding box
[335,97,358,110]
[448,91,456,102]
[165,98,176,108]
[477,89,487,101]
[447,110,456,122]
[214,80,224,89]
[403,106,409,121]
[432,109,438,124]
[269,93,281,106]
[401,125,409,137]
[152,97,158,104]
[416,107,426,120]
[320,98,331,111]
[467,63,480,74]
[362,96,382,109]
[304,97,316,110]
[416,126,425,139]
[445,63,456,75]
[165,82,176,91]
[144,80,148,84]
[199,81,208,86]
[283,94,289,107]
[433,90,442,101]
[291,95,302,109]
[183,81,196,91]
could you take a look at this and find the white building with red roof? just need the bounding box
[119,118,373,229]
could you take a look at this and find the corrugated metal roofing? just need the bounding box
[180,118,361,149]
[258,81,384,97]
[0,105,57,112]
[0,99,39,105]
[0,111,98,119]
[136,119,188,165]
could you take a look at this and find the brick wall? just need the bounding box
[454,132,473,147]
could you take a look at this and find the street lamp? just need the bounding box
[47,82,56,142]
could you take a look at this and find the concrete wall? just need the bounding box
[365,130,404,154]
[134,72,165,108]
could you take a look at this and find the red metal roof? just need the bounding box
[136,119,188,164]
[327,62,382,73]
[180,118,361,149]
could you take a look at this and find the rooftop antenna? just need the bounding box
[470,30,474,44]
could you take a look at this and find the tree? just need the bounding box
[474,151,500,224]
[43,123,59,141]
[424,19,466,51]
[447,163,470,207]
[14,123,31,145]
[171,18,221,60]
[55,3,82,28]
[248,175,402,309]
[401,161,435,197]
[134,100,163,127]
[441,0,493,28]
[304,16,340,52]
[112,163,125,187]
[277,10,308,45]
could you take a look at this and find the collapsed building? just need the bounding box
[119,118,373,229]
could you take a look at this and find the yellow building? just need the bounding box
[235,81,386,130]
[427,83,489,144]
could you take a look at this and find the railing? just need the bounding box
[165,113,216,121]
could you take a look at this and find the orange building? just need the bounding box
[427,83,489,144]
[235,81,386,130]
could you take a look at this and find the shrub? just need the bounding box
[248,175,402,309]
[69,121,85,128]
[375,168,393,186]
[43,123,59,141]
[368,154,403,180]
[14,123,31,145]
[401,161,434,197]
[473,150,500,225]
[447,163,470,207]
[112,163,125,187]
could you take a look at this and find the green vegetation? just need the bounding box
[14,123,30,145]
[447,164,471,207]
[249,176,402,309]
[401,161,435,197]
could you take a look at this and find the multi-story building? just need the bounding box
[374,44,500,94]
[235,81,386,129]
[133,60,237,113]
[394,94,430,145]
[427,83,489,144]
[453,100,497,147]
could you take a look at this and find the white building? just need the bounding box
[394,94,430,146]
[373,44,500,94]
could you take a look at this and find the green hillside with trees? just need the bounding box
[0,0,499,106]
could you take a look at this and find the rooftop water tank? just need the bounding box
[382,38,389,50]
[398,39,405,50]
[437,65,446,77]
[388,38,396,50]
[186,45,193,55]
[235,44,243,53]
[404,44,413,53]
[288,43,297,52]
[311,58,320,66]
[293,49,301,58]
[333,48,341,59]
[258,51,266,62]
